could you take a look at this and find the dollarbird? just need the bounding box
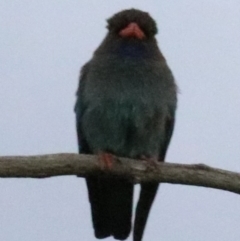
[75,9,177,241]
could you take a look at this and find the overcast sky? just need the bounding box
[1,1,240,241]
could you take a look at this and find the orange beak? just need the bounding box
[119,22,145,39]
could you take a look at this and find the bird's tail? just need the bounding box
[86,176,134,240]
[133,183,159,241]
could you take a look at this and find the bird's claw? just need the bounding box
[98,152,115,170]
[140,155,159,170]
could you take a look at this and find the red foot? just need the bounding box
[140,155,158,168]
[98,152,115,170]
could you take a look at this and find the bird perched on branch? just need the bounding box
[75,8,177,241]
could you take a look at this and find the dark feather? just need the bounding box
[75,8,177,241]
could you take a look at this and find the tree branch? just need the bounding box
[0,153,240,195]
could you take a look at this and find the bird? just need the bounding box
[75,8,177,241]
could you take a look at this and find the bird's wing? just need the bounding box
[134,113,175,241]
[75,62,91,153]
[75,62,134,240]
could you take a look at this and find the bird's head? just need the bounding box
[94,9,162,59]
[107,9,158,41]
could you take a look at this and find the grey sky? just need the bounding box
[1,1,240,241]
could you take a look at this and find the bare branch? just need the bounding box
[0,153,240,195]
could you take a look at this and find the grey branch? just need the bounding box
[0,153,240,195]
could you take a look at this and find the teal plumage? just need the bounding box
[75,9,177,241]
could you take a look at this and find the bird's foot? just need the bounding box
[140,155,159,170]
[98,152,115,170]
